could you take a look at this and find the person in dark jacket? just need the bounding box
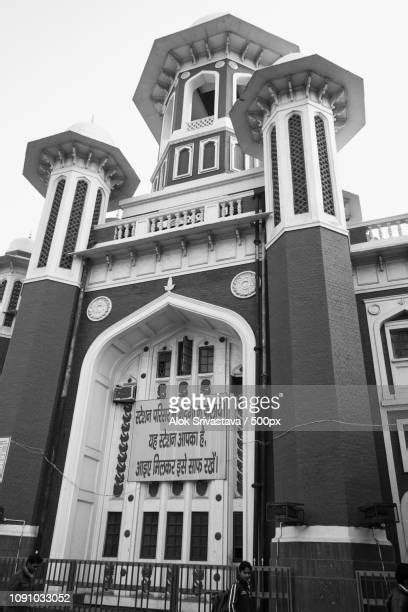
[387,563,408,612]
[228,561,253,612]
[1,552,43,611]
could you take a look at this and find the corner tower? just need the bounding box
[232,52,392,609]
[0,122,138,555]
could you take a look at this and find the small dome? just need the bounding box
[67,121,115,146]
[274,51,307,65]
[6,236,34,254]
[192,13,229,26]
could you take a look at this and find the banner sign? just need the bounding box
[128,400,227,481]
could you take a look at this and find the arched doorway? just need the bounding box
[50,293,256,565]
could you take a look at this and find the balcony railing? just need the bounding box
[366,216,408,241]
[110,197,251,243]
[186,116,215,131]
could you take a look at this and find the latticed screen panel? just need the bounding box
[271,126,281,226]
[314,115,335,216]
[87,188,103,248]
[3,280,22,327]
[59,180,88,269]
[0,280,7,302]
[288,114,309,214]
[38,178,66,267]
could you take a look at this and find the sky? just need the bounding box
[0,0,406,254]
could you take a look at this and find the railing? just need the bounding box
[219,199,243,217]
[355,570,395,611]
[365,216,408,241]
[150,207,205,233]
[0,558,293,611]
[186,116,215,131]
[111,196,250,241]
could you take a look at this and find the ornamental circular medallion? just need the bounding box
[368,304,381,316]
[215,60,225,68]
[228,60,238,69]
[87,296,112,321]
[180,71,191,79]
[231,271,256,299]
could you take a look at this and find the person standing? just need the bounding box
[227,560,253,612]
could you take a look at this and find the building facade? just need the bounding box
[0,13,407,610]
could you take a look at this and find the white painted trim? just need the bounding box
[51,292,256,562]
[232,72,252,106]
[0,524,39,537]
[271,525,391,546]
[397,419,408,472]
[265,220,349,249]
[85,258,256,294]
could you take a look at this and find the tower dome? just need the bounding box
[67,121,115,146]
[6,236,34,254]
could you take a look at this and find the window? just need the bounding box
[182,71,219,128]
[177,336,193,375]
[196,480,208,496]
[172,481,184,496]
[199,138,219,173]
[200,379,211,395]
[173,145,193,179]
[87,189,103,248]
[3,280,22,327]
[0,280,7,302]
[60,179,88,269]
[148,482,160,497]
[162,95,175,144]
[157,383,167,398]
[102,512,122,557]
[233,73,251,105]
[270,125,281,226]
[140,512,159,559]
[314,115,335,216]
[164,512,183,559]
[233,512,243,563]
[159,159,168,190]
[199,346,214,373]
[288,114,308,214]
[190,512,208,561]
[390,329,408,359]
[232,142,245,171]
[157,351,172,378]
[178,381,189,397]
[38,178,66,267]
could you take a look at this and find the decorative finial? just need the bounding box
[164,277,175,292]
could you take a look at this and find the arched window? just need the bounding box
[87,188,103,248]
[314,115,335,216]
[178,381,189,397]
[0,280,7,302]
[173,145,193,178]
[199,138,219,173]
[4,280,22,327]
[38,178,66,267]
[270,126,281,226]
[182,71,219,128]
[288,114,308,214]
[233,73,251,105]
[161,95,175,144]
[60,179,88,269]
[232,141,245,171]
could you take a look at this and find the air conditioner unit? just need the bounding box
[266,502,305,525]
[358,503,399,528]
[112,384,137,404]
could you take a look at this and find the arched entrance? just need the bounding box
[50,292,256,565]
